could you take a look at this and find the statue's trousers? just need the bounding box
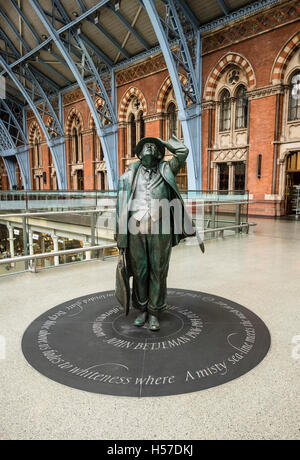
[128,231,172,315]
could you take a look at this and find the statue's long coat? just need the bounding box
[115,158,196,250]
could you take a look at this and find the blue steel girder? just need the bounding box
[75,0,131,59]
[2,157,17,189]
[8,0,73,85]
[15,144,31,190]
[0,100,31,189]
[0,1,112,77]
[160,0,200,104]
[217,0,230,16]
[0,28,60,92]
[0,120,18,189]
[0,29,62,134]
[0,7,70,86]
[173,0,200,29]
[1,61,62,136]
[0,55,67,190]
[0,119,15,152]
[7,0,89,71]
[199,0,282,33]
[0,99,26,146]
[143,0,201,189]
[105,2,150,50]
[29,0,119,189]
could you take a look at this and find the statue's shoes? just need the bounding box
[134,312,148,327]
[149,315,160,331]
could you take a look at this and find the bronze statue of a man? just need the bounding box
[115,135,201,331]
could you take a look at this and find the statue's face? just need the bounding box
[140,143,160,169]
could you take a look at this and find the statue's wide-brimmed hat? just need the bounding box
[135,137,165,160]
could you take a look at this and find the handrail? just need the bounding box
[203,222,256,234]
[0,243,117,266]
[0,201,251,219]
[0,208,114,219]
[0,189,249,194]
[0,222,256,267]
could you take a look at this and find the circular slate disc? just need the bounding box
[22,289,271,397]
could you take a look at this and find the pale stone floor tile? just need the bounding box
[0,217,299,440]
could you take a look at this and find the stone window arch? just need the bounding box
[70,115,83,164]
[280,45,300,142]
[210,64,250,192]
[67,111,84,190]
[29,123,43,191]
[276,43,300,210]
[30,125,42,168]
[157,79,183,141]
[119,88,147,172]
[204,53,256,101]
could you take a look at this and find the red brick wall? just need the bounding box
[248,96,277,199]
[201,19,300,215]
[202,21,300,93]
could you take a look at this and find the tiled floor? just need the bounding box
[0,218,299,440]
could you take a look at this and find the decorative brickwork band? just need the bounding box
[204,53,256,101]
[202,0,300,55]
[156,75,187,113]
[119,87,147,122]
[65,108,84,136]
[116,55,167,87]
[271,31,300,84]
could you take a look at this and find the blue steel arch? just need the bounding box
[0,119,18,189]
[143,0,202,190]
[0,100,31,190]
[0,55,67,190]
[29,0,119,189]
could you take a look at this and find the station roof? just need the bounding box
[0,0,281,103]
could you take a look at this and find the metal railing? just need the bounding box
[0,193,253,277]
[0,243,117,273]
[0,189,249,212]
[0,220,256,276]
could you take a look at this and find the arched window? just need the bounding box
[167,102,178,138]
[70,116,82,164]
[32,128,42,168]
[234,162,246,191]
[129,113,136,157]
[77,169,84,191]
[34,138,40,167]
[95,135,104,162]
[220,89,231,132]
[235,85,248,129]
[137,111,145,141]
[219,163,229,191]
[72,127,79,163]
[288,72,300,121]
[99,171,105,191]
